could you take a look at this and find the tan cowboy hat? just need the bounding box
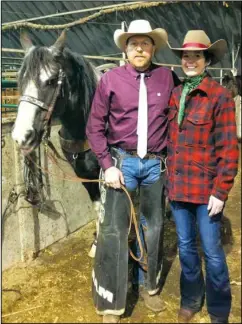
[114,19,168,52]
[167,30,228,65]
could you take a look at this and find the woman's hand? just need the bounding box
[207,195,224,216]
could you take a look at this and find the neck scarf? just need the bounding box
[178,72,206,126]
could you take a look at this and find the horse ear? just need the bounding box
[51,29,67,54]
[20,29,33,52]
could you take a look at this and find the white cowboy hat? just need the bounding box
[167,30,228,65]
[114,19,168,52]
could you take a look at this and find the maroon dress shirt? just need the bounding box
[86,63,175,170]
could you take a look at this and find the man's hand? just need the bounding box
[104,166,125,189]
[207,195,224,217]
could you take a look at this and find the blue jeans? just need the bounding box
[93,147,164,313]
[119,148,162,288]
[169,201,231,321]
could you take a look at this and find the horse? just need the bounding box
[222,72,241,98]
[11,30,102,253]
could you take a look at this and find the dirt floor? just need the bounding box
[2,154,241,323]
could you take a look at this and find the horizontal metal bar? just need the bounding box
[1,80,18,88]
[2,95,19,99]
[2,56,23,60]
[1,104,18,108]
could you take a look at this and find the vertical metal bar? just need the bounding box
[120,21,126,67]
[220,69,223,85]
[232,34,235,71]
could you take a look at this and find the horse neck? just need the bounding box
[58,107,87,141]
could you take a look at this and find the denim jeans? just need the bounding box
[93,147,165,314]
[119,148,162,288]
[169,201,231,321]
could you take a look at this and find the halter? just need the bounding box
[18,68,65,143]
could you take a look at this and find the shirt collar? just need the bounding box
[126,63,153,79]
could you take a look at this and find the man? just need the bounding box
[86,19,179,323]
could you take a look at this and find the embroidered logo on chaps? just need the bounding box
[92,270,114,303]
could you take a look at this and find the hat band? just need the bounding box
[182,42,208,49]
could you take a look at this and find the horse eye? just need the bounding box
[45,78,56,86]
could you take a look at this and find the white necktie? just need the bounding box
[137,73,148,158]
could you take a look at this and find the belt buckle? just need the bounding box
[130,151,138,157]
[149,153,157,159]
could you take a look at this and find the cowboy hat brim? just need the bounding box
[114,28,168,52]
[167,39,227,65]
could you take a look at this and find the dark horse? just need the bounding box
[222,71,241,98]
[12,30,101,205]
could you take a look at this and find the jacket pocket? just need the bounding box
[191,160,216,177]
[185,117,212,148]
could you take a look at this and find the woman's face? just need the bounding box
[181,50,206,77]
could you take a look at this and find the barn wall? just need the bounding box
[2,116,96,270]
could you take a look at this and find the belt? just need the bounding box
[127,151,165,159]
[112,146,167,159]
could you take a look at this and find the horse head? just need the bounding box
[12,30,69,154]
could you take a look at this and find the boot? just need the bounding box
[139,287,166,312]
[178,308,197,323]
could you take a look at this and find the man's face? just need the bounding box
[181,50,206,77]
[125,35,155,71]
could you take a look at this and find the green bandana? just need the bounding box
[178,72,206,126]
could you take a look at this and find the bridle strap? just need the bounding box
[44,69,65,122]
[18,68,65,121]
[18,69,65,143]
[19,95,49,110]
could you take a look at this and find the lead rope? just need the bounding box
[26,143,147,266]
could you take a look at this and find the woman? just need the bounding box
[167,30,239,323]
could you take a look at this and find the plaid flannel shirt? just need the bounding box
[167,75,239,204]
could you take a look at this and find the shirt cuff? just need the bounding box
[210,188,227,202]
[100,154,113,171]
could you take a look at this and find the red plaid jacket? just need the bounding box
[167,75,239,204]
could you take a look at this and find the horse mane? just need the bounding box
[61,48,98,123]
[18,45,99,126]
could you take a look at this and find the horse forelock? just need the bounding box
[18,46,59,94]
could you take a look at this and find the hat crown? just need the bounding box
[127,20,153,33]
[113,19,168,52]
[183,30,211,47]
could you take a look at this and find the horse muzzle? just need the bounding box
[12,127,40,155]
